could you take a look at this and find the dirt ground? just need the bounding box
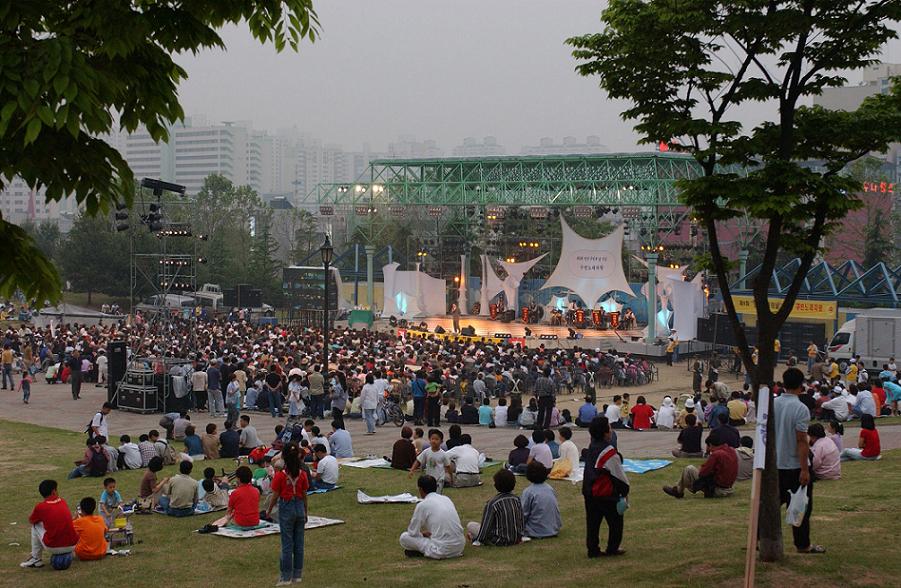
[3,361,899,459]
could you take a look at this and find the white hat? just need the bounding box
[684,398,695,409]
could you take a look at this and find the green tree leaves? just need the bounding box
[0,0,319,303]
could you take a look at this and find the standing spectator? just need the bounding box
[582,417,629,558]
[534,368,556,430]
[96,349,108,387]
[68,349,82,399]
[90,403,112,440]
[307,365,325,419]
[360,374,379,435]
[411,371,427,426]
[266,443,309,586]
[774,367,825,554]
[2,343,15,390]
[192,362,208,414]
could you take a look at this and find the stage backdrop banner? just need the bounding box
[381,263,447,318]
[542,218,632,307]
[479,254,506,316]
[498,254,547,314]
[666,277,703,340]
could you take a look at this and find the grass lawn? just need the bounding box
[0,419,898,587]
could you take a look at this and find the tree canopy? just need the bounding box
[569,0,901,562]
[0,0,318,302]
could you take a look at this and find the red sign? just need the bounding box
[863,181,895,194]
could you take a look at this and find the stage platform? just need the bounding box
[368,316,688,358]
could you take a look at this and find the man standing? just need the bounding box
[806,341,818,375]
[411,371,427,426]
[68,349,82,399]
[206,360,224,417]
[534,368,555,430]
[1,343,15,390]
[399,475,465,559]
[450,301,461,334]
[90,403,112,440]
[307,365,325,419]
[95,349,108,387]
[774,368,825,554]
[191,363,207,414]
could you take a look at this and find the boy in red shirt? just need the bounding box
[20,480,79,569]
[226,466,261,529]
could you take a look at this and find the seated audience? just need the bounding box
[736,436,754,481]
[446,434,482,488]
[202,423,221,460]
[672,414,704,458]
[808,423,841,480]
[68,437,110,479]
[310,444,339,490]
[840,414,881,461]
[183,425,204,459]
[390,426,417,470]
[161,461,198,517]
[576,396,598,428]
[20,480,78,569]
[118,435,142,470]
[460,397,479,425]
[727,391,748,426]
[507,435,530,470]
[544,429,560,459]
[663,430,737,499]
[521,461,561,539]
[219,421,241,458]
[478,398,494,426]
[72,497,107,561]
[399,475,465,559]
[328,420,354,458]
[494,398,509,427]
[656,396,676,429]
[466,469,523,546]
[139,457,168,509]
[557,427,580,467]
[526,429,553,470]
[226,466,261,529]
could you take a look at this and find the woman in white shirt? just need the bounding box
[656,396,676,429]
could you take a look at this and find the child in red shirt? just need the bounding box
[629,396,655,430]
[21,480,79,569]
[226,466,261,529]
[840,414,881,461]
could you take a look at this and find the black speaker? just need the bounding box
[461,325,476,336]
[108,340,127,405]
[435,326,446,334]
[697,314,746,346]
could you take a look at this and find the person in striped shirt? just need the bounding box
[466,469,524,546]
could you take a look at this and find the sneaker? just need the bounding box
[276,580,293,587]
[662,486,684,499]
[19,557,43,568]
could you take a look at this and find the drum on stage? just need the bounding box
[592,309,602,328]
[490,303,498,320]
[575,309,585,327]
[521,307,529,324]
[610,311,620,329]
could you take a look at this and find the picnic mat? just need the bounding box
[152,504,227,516]
[308,485,342,495]
[341,458,391,469]
[371,458,503,471]
[357,490,420,504]
[563,459,672,483]
[211,516,345,539]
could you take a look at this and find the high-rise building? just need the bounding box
[387,135,443,159]
[520,135,607,155]
[452,136,505,157]
[0,178,78,228]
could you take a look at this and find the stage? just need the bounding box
[367,315,689,358]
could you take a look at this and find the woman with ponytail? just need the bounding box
[266,442,309,586]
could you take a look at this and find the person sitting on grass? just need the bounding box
[20,480,78,569]
[225,466,261,529]
[161,461,198,517]
[460,397,479,425]
[202,423,221,461]
[139,457,168,509]
[183,425,204,460]
[68,437,110,479]
[808,424,841,480]
[446,434,482,488]
[390,426,417,470]
[506,434,531,471]
[521,461,562,539]
[399,475,465,559]
[310,444,339,491]
[672,413,704,458]
[466,469,523,546]
[478,397,494,426]
[544,429,560,459]
[72,497,107,562]
[736,436,755,482]
[98,477,122,528]
[663,430,738,499]
[576,396,598,428]
[526,429,553,471]
[557,427,580,469]
[840,414,881,461]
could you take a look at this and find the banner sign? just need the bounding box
[731,296,837,320]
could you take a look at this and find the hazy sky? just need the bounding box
[175,0,901,153]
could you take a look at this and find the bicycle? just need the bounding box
[378,395,406,427]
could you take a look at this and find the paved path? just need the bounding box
[3,365,899,459]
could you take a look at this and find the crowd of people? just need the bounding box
[7,312,894,583]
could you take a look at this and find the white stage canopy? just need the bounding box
[665,273,705,340]
[541,218,632,307]
[478,254,505,316]
[381,263,447,318]
[498,254,546,314]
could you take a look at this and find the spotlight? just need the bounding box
[197,257,208,264]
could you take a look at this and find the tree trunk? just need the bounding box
[87,289,93,306]
[754,330,784,562]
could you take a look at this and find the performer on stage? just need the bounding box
[450,302,461,334]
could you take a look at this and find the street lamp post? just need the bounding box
[320,235,334,407]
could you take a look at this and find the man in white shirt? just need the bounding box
[822,390,851,421]
[90,403,112,439]
[445,434,481,488]
[118,434,142,469]
[605,396,623,428]
[311,444,339,490]
[96,351,108,385]
[494,398,509,427]
[400,475,465,559]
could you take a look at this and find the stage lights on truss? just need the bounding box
[529,206,549,219]
[156,223,193,238]
[319,205,335,216]
[159,280,192,290]
[517,241,540,249]
[571,205,594,218]
[485,206,505,222]
[355,205,377,216]
[428,206,445,218]
[494,333,512,339]
[389,205,405,217]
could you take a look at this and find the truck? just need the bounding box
[828,309,901,373]
[192,283,224,311]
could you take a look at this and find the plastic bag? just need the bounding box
[785,485,808,527]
